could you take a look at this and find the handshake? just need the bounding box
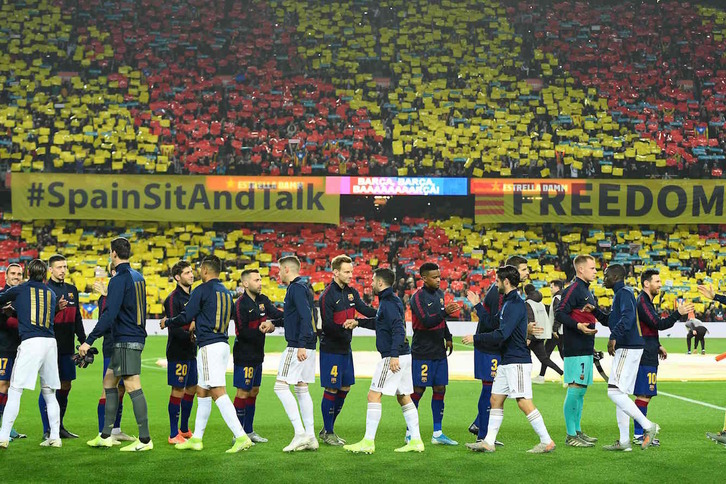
[258,321,276,333]
[73,346,99,368]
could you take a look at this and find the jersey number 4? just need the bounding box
[330,365,338,377]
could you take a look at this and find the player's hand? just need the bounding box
[553,333,559,340]
[189,321,196,332]
[57,295,67,311]
[697,284,716,300]
[461,334,474,345]
[607,339,616,356]
[446,339,453,356]
[445,302,460,315]
[677,302,695,316]
[389,357,400,373]
[528,322,544,337]
[582,303,596,313]
[159,317,167,329]
[92,280,107,296]
[343,319,358,330]
[466,290,480,306]
[658,345,668,360]
[297,348,307,362]
[693,330,698,336]
[78,342,91,358]
[577,323,598,335]
[258,321,273,333]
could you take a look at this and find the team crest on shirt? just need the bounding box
[439,298,444,305]
[348,293,354,301]
[259,304,265,312]
[68,293,74,300]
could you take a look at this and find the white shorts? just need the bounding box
[608,348,643,395]
[492,363,533,399]
[10,337,60,391]
[277,347,316,385]
[370,354,413,396]
[197,342,231,389]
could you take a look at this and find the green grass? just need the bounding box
[3,337,725,483]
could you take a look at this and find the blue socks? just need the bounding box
[633,398,649,437]
[333,390,348,425]
[243,396,257,434]
[478,382,493,439]
[432,391,445,433]
[322,391,336,433]
[168,396,181,438]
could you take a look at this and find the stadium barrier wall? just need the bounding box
[82,320,726,339]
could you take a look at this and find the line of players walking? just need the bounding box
[1,239,725,452]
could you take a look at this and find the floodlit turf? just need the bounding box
[3,337,724,483]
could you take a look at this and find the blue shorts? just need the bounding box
[0,356,14,381]
[167,360,198,388]
[233,363,263,390]
[319,352,355,389]
[563,355,594,386]
[412,358,449,387]
[633,365,658,397]
[103,357,124,386]
[474,349,500,382]
[58,354,76,381]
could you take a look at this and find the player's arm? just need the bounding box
[86,278,123,345]
[263,297,285,325]
[165,295,191,339]
[609,292,634,340]
[293,284,315,347]
[234,298,259,338]
[319,287,341,338]
[167,287,202,328]
[0,285,20,306]
[389,304,405,358]
[73,288,87,344]
[410,291,445,328]
[555,284,580,329]
[638,297,679,331]
[352,289,377,318]
[477,303,521,346]
[714,294,726,305]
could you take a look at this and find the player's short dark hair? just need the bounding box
[524,283,536,296]
[241,268,259,279]
[606,263,626,281]
[550,280,563,291]
[201,255,222,275]
[171,260,191,280]
[419,262,439,277]
[497,265,521,287]
[505,255,527,268]
[27,259,47,282]
[331,255,352,272]
[111,237,131,260]
[641,269,660,286]
[573,254,595,267]
[279,255,301,270]
[6,263,22,272]
[48,254,65,267]
[373,268,395,287]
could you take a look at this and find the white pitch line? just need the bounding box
[659,391,726,411]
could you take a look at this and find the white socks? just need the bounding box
[215,394,244,439]
[484,408,504,446]
[616,407,630,445]
[608,388,653,438]
[364,403,382,440]
[41,388,61,440]
[0,387,22,441]
[526,409,552,444]
[275,382,304,435]
[192,396,212,439]
[294,385,315,437]
[401,403,421,441]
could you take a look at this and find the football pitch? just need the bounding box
[3,337,725,483]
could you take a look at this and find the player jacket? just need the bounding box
[283,277,317,350]
[715,294,726,305]
[233,291,283,365]
[409,286,452,360]
[637,291,681,367]
[608,281,644,349]
[87,263,147,346]
[167,278,233,349]
[358,287,410,358]
[48,279,86,355]
[0,281,57,341]
[477,289,530,365]
[556,277,604,357]
[472,284,503,355]
[319,280,376,355]
[97,294,114,357]
[163,284,195,361]
[0,284,20,357]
